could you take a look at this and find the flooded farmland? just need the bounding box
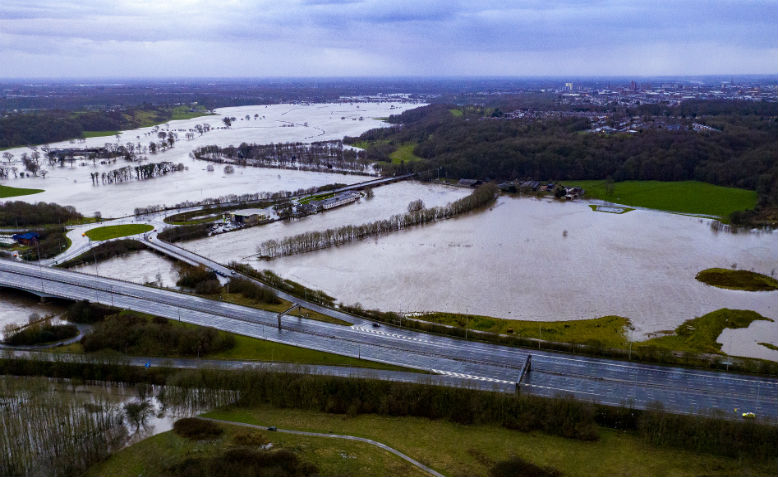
[249,194,778,360]
[183,181,469,263]
[1,102,416,217]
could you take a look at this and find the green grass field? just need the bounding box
[696,268,778,291]
[82,130,119,139]
[449,108,463,117]
[389,143,422,164]
[84,224,153,241]
[170,105,214,121]
[565,180,757,218]
[0,184,44,198]
[421,312,632,348]
[86,419,425,477]
[196,406,773,477]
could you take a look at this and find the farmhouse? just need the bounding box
[11,232,39,245]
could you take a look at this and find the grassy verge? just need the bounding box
[203,289,351,326]
[641,309,773,354]
[565,180,757,218]
[82,130,119,138]
[420,312,631,348]
[199,405,773,477]
[84,224,153,241]
[389,143,422,164]
[696,268,778,291]
[86,419,425,477]
[0,184,44,198]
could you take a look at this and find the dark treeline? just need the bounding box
[176,265,221,295]
[0,201,82,226]
[0,106,194,149]
[229,263,335,307]
[3,322,78,345]
[58,239,148,268]
[158,223,212,242]
[195,140,372,173]
[81,310,235,357]
[1,359,776,462]
[257,183,498,258]
[92,161,183,185]
[226,277,281,305]
[351,102,778,220]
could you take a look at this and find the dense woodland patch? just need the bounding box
[349,100,778,224]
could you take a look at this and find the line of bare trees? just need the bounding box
[194,140,374,174]
[257,183,498,258]
[90,161,184,185]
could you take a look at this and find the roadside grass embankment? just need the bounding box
[695,268,778,291]
[356,306,778,375]
[84,224,153,241]
[0,184,44,198]
[566,180,757,219]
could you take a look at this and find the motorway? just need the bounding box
[2,258,777,420]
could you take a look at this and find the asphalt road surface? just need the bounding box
[1,259,776,420]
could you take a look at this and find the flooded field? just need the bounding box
[183,181,469,263]
[69,250,180,288]
[0,288,68,338]
[253,195,777,360]
[1,102,416,217]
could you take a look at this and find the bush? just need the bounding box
[168,448,317,477]
[232,430,268,447]
[490,456,561,477]
[173,418,223,440]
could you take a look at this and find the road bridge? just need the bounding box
[1,258,776,420]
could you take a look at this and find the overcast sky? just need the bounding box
[1,0,775,78]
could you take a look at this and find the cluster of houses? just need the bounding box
[296,191,362,216]
[496,180,585,200]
